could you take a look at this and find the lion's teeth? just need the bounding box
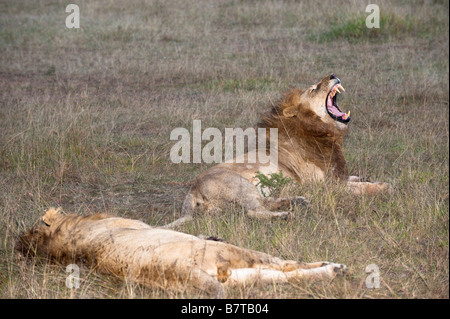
[342,110,351,120]
[335,87,341,94]
[338,84,345,92]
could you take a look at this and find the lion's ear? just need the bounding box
[282,106,298,118]
[281,89,301,118]
[41,207,63,226]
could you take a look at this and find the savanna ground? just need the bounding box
[0,0,448,299]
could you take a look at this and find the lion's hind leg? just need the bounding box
[247,209,293,220]
[243,177,309,219]
[244,195,310,220]
[262,196,309,211]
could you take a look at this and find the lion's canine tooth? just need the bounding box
[338,84,345,92]
[348,110,351,117]
[335,87,341,94]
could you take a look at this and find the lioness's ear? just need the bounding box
[41,207,63,226]
[283,106,297,118]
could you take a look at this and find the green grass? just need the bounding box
[0,0,448,299]
[310,12,442,43]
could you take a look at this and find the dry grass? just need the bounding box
[0,0,448,299]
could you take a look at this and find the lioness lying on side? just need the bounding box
[17,207,347,297]
[165,74,392,228]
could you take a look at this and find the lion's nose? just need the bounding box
[329,74,340,83]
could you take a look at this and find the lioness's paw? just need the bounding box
[332,263,348,277]
[317,263,348,280]
[291,196,310,207]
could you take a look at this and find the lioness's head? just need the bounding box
[16,208,109,259]
[279,74,350,133]
[15,208,64,256]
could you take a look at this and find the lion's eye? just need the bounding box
[310,85,317,92]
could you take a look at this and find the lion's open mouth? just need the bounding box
[326,83,350,123]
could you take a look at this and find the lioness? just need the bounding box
[165,74,391,228]
[17,208,347,297]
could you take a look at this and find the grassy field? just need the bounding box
[0,0,448,299]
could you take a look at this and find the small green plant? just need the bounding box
[255,170,293,198]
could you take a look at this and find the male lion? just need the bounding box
[17,207,347,297]
[165,74,392,228]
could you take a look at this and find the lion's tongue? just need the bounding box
[327,98,345,117]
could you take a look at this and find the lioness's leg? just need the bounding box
[224,263,347,286]
[285,263,347,280]
[188,268,225,298]
[254,258,339,272]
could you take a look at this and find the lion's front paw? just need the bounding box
[372,182,393,194]
[382,182,393,193]
[347,181,393,195]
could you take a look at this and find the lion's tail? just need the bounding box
[162,187,197,229]
[181,187,196,216]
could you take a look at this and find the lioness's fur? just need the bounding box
[17,208,347,297]
[165,74,392,228]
